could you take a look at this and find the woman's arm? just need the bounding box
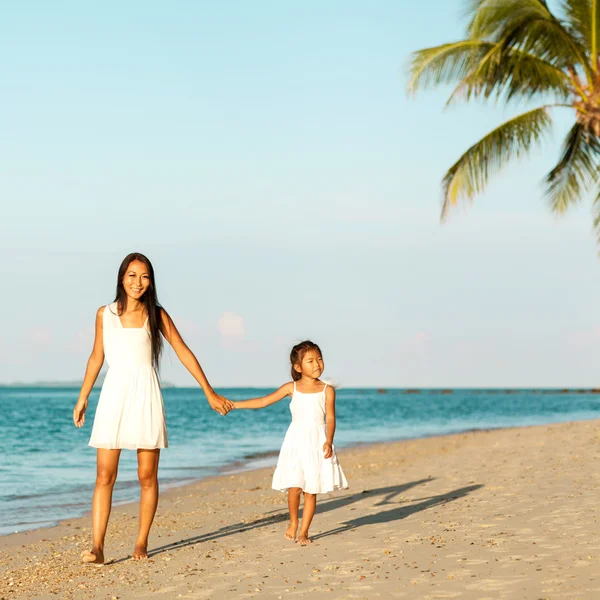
[323,386,337,458]
[160,309,233,415]
[73,307,105,427]
[232,382,293,409]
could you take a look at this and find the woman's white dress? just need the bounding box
[89,303,168,450]
[272,382,347,494]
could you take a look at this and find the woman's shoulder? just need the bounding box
[96,303,120,320]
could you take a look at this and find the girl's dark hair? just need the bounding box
[114,252,164,370]
[290,340,322,381]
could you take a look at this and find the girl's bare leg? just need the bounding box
[132,449,160,560]
[82,449,121,564]
[298,492,316,545]
[286,488,302,541]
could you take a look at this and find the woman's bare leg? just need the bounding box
[132,449,160,560]
[82,449,121,564]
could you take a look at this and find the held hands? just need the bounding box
[73,399,88,427]
[208,392,235,416]
[323,442,333,459]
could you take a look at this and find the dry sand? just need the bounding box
[1,420,599,599]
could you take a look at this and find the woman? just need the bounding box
[73,252,233,564]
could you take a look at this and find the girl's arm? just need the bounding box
[73,307,105,427]
[323,386,337,458]
[232,382,293,409]
[161,309,234,416]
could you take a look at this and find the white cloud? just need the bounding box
[217,312,246,344]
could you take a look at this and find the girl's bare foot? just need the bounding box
[132,542,148,560]
[297,532,311,546]
[285,521,298,541]
[81,548,104,565]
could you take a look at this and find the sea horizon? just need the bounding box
[5,382,600,391]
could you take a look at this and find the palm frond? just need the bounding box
[442,106,553,219]
[407,41,491,95]
[410,1,600,238]
[593,0,599,71]
[465,0,589,73]
[500,14,590,73]
[563,0,593,51]
[448,45,572,104]
[465,0,553,41]
[546,122,600,213]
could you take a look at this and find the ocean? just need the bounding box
[1,386,599,536]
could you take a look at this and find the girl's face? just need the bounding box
[295,350,324,380]
[122,260,151,301]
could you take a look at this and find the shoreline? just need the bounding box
[0,416,596,542]
[1,419,599,598]
[2,414,599,541]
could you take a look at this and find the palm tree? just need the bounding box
[408,0,600,235]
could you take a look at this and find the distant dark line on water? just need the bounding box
[3,385,600,394]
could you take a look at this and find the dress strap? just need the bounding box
[293,381,296,393]
[323,382,328,393]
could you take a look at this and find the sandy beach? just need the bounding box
[1,419,599,599]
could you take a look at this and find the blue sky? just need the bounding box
[2,0,600,387]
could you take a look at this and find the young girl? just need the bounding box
[232,340,347,545]
[72,252,233,564]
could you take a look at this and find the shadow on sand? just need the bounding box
[312,483,483,540]
[108,478,483,563]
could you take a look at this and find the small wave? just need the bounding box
[243,450,279,461]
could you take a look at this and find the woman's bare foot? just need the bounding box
[132,542,148,560]
[81,548,104,565]
[297,531,311,546]
[285,521,298,541]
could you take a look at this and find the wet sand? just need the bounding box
[1,420,599,599]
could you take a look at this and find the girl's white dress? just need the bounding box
[272,382,348,494]
[89,303,168,450]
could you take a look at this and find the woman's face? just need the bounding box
[122,259,151,301]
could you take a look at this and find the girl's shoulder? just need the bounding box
[281,381,295,394]
[96,305,108,318]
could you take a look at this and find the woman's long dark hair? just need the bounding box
[114,252,164,370]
